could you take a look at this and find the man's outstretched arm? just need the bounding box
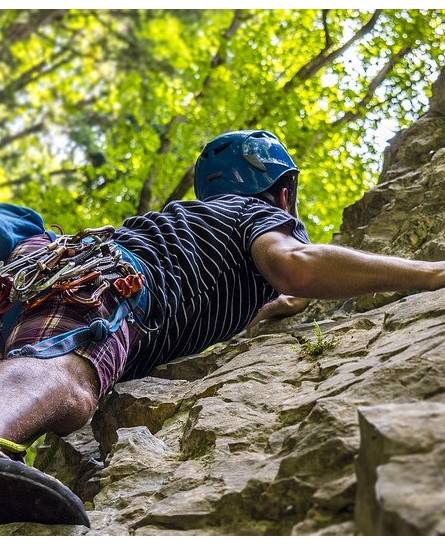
[251,227,443,299]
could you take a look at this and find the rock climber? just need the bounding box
[0,129,444,525]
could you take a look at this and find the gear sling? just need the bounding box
[0,203,148,359]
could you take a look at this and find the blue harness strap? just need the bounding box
[6,243,148,359]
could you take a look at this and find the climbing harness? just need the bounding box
[0,225,148,359]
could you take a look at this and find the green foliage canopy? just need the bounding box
[0,9,444,242]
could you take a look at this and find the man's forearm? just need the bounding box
[292,244,441,299]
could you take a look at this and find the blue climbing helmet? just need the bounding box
[194,130,299,200]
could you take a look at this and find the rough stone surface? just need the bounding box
[356,403,445,535]
[34,424,102,503]
[1,66,445,537]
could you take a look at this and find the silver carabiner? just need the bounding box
[69,226,115,244]
[13,267,42,294]
[0,244,54,276]
[32,261,77,293]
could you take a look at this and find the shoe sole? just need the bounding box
[0,457,90,527]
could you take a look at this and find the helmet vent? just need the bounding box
[214,142,231,155]
[207,171,223,182]
[244,153,267,171]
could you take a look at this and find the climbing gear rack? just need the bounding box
[0,225,148,359]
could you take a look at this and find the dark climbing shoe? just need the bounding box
[0,455,90,527]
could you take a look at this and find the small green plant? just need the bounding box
[299,320,338,357]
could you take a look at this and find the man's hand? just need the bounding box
[249,295,310,327]
[251,226,443,299]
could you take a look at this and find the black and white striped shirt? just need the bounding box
[113,195,310,379]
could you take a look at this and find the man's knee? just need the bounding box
[1,353,99,429]
[51,353,100,421]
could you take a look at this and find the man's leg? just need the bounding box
[0,353,98,526]
[0,234,136,447]
[0,353,99,445]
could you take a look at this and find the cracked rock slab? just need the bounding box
[355,402,445,535]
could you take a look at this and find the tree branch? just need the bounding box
[0,174,31,189]
[0,167,80,189]
[136,115,184,215]
[239,11,382,128]
[48,167,79,177]
[284,10,382,91]
[332,44,412,127]
[0,122,44,150]
[163,166,194,207]
[137,9,250,215]
[0,59,45,101]
[196,9,248,100]
[322,10,333,51]
[160,10,384,206]
[0,49,74,103]
[297,44,413,156]
[1,10,66,46]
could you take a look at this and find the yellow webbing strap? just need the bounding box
[0,437,33,454]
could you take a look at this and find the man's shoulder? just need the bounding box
[160,195,290,239]
[202,194,277,209]
[164,194,280,214]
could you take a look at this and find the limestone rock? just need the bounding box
[91,376,191,458]
[34,424,102,503]
[0,523,88,536]
[356,403,445,535]
[430,65,445,114]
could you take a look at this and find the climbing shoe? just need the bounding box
[0,455,90,526]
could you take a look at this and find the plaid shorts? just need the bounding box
[2,234,142,400]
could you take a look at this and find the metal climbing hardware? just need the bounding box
[0,225,130,311]
[63,279,110,308]
[113,274,145,299]
[0,225,148,359]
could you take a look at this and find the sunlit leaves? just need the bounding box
[0,8,444,242]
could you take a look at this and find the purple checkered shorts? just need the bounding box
[3,234,142,400]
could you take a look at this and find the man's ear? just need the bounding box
[278,187,289,212]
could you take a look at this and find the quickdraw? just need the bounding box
[0,225,145,315]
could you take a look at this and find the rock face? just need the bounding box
[335,79,445,261]
[1,67,445,536]
[356,403,445,535]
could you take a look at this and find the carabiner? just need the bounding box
[63,280,110,307]
[31,261,76,293]
[13,267,42,294]
[70,225,115,244]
